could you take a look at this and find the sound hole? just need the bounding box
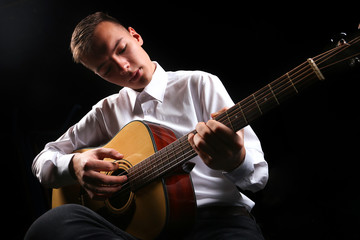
[107,168,133,211]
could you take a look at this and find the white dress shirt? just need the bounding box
[32,62,268,210]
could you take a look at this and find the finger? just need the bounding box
[82,172,127,198]
[84,159,119,172]
[194,122,222,154]
[83,182,123,200]
[211,107,229,119]
[188,132,212,163]
[83,181,120,194]
[84,170,128,186]
[206,120,242,147]
[193,133,216,157]
[95,148,124,160]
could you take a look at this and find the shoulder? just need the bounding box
[168,69,219,81]
[167,69,223,90]
[92,93,121,111]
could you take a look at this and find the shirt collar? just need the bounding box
[125,61,168,111]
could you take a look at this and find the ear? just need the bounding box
[128,27,143,46]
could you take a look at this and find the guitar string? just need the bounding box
[316,35,360,68]
[118,39,356,193]
[114,38,355,194]
[214,36,360,137]
[111,35,360,197]
[126,40,356,189]
[224,34,360,124]
[113,66,323,194]
[222,36,360,126]
[220,44,343,125]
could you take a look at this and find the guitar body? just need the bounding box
[52,121,196,240]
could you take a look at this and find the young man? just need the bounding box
[26,12,268,240]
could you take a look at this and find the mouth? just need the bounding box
[129,68,142,83]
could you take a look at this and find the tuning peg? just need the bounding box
[349,57,360,67]
[331,32,348,46]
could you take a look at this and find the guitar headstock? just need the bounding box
[314,27,360,76]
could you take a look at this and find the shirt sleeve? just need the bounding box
[199,73,269,192]
[223,126,269,192]
[32,102,111,188]
[32,126,78,188]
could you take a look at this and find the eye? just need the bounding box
[104,66,112,76]
[105,67,111,76]
[117,44,127,55]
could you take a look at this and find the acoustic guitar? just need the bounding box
[52,32,360,240]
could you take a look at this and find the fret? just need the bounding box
[272,73,300,103]
[242,95,263,123]
[226,107,246,131]
[181,136,193,160]
[127,165,136,191]
[268,84,280,105]
[252,84,280,116]
[130,163,145,190]
[147,156,157,183]
[165,143,177,167]
[161,145,170,168]
[153,154,162,176]
[236,102,248,125]
[220,116,230,130]
[166,138,186,168]
[172,141,181,166]
[230,115,245,131]
[226,112,235,131]
[218,102,249,132]
[286,72,299,93]
[252,94,263,115]
[142,157,155,181]
[176,137,186,163]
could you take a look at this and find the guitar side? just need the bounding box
[52,121,196,240]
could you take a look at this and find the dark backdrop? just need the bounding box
[2,1,359,239]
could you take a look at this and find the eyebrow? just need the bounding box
[96,37,123,73]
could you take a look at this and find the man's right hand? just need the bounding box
[69,148,127,200]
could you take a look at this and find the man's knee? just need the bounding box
[25,204,92,240]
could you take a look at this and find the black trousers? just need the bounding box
[25,204,264,240]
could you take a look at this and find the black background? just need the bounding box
[2,1,360,239]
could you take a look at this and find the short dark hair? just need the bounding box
[70,12,124,63]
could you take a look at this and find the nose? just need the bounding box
[112,55,130,73]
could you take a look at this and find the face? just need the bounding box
[81,21,155,91]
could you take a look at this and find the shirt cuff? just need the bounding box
[41,153,77,188]
[56,154,77,185]
[222,149,255,186]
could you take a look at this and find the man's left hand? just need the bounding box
[188,108,246,172]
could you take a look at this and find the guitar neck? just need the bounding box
[128,35,360,191]
[127,58,324,191]
[215,58,325,132]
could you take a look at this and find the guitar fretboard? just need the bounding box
[126,58,324,191]
[125,35,360,191]
[128,134,196,191]
[215,58,324,132]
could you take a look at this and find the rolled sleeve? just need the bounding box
[223,148,268,192]
[33,149,76,188]
[222,126,268,192]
